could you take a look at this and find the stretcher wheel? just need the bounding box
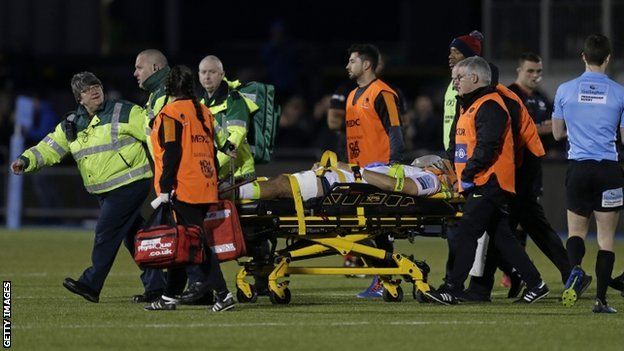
[269,288,291,305]
[236,285,258,303]
[382,286,403,302]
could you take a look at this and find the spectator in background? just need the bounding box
[310,95,339,150]
[0,82,14,165]
[23,94,60,210]
[260,21,301,100]
[276,95,311,148]
[403,95,443,154]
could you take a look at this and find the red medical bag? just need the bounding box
[134,204,205,269]
[203,200,246,262]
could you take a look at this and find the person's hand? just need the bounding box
[225,148,237,159]
[10,159,25,175]
[150,191,174,209]
[159,193,171,203]
[460,181,475,192]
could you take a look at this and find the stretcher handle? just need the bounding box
[319,150,338,168]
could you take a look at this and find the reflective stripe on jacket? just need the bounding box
[443,81,458,150]
[22,99,152,194]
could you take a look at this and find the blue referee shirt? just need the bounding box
[552,71,624,161]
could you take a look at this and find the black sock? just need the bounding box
[596,250,615,304]
[566,236,585,267]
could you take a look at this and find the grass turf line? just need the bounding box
[1,229,623,351]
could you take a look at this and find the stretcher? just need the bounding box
[232,175,464,305]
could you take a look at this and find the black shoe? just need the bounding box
[132,289,164,303]
[592,299,617,313]
[457,289,491,303]
[514,281,549,304]
[211,292,235,312]
[424,289,458,305]
[144,296,177,311]
[436,282,459,294]
[182,290,215,305]
[608,272,624,293]
[507,272,525,299]
[62,278,99,303]
[578,275,592,297]
[178,282,212,304]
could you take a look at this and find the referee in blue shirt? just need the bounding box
[552,34,624,313]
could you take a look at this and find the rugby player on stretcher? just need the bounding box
[225,155,457,201]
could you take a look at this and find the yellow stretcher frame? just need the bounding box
[234,151,462,305]
[235,232,432,304]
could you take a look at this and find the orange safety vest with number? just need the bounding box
[151,99,218,204]
[345,79,399,166]
[454,92,515,194]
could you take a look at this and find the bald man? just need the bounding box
[134,49,171,154]
[198,55,258,181]
[130,49,170,304]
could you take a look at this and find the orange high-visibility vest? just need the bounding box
[496,84,545,167]
[454,92,515,194]
[151,99,218,204]
[345,79,399,166]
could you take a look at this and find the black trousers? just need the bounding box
[164,200,228,298]
[469,193,571,294]
[509,195,571,283]
[447,185,542,290]
[79,178,166,294]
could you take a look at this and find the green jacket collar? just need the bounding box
[143,66,170,93]
[74,99,113,129]
[203,79,230,107]
[75,99,109,118]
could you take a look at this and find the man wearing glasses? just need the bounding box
[426,57,548,305]
[10,72,164,304]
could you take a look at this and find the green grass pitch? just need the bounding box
[1,228,623,350]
